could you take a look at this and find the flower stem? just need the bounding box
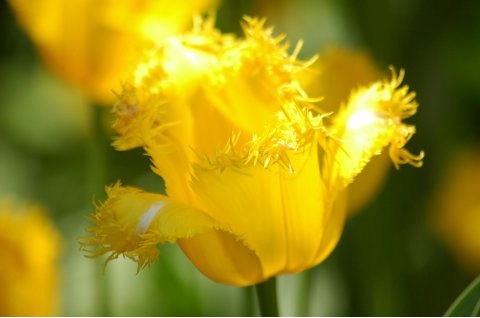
[298,271,312,316]
[243,286,256,316]
[85,104,110,316]
[85,105,108,199]
[255,277,279,317]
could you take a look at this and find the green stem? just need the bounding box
[85,105,110,316]
[298,270,312,316]
[255,277,280,317]
[243,286,256,316]
[85,105,108,199]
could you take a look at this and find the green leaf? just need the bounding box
[445,275,480,316]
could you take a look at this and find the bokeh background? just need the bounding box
[1,0,480,316]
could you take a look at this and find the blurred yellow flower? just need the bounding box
[8,0,218,104]
[432,147,480,272]
[80,17,423,286]
[300,47,383,113]
[0,202,60,316]
[300,47,391,214]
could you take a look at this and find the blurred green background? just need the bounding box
[1,0,480,316]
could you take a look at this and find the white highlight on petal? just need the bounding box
[346,109,380,131]
[136,201,166,234]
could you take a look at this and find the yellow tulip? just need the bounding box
[0,202,61,316]
[8,0,218,104]
[80,17,423,286]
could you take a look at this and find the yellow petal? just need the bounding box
[311,188,347,264]
[80,182,225,272]
[179,230,263,286]
[207,17,312,134]
[189,142,347,281]
[328,69,424,188]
